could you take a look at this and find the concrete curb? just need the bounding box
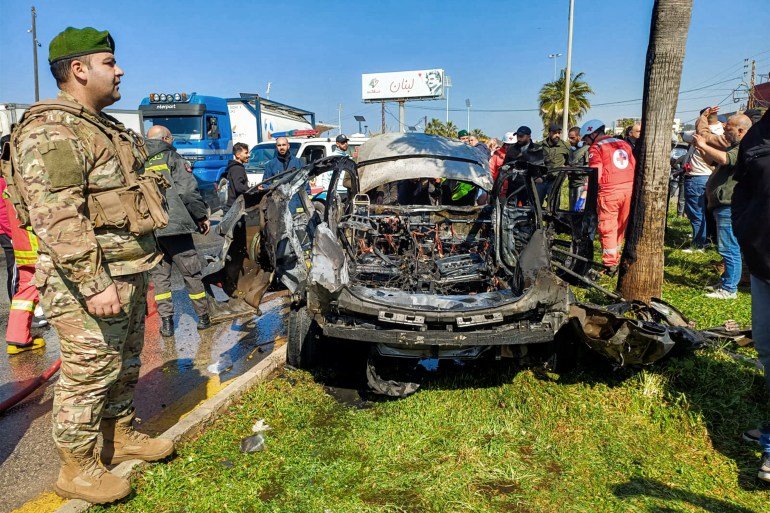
[53,344,287,513]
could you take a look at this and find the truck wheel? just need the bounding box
[287,306,319,369]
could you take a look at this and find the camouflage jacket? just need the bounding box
[13,91,161,297]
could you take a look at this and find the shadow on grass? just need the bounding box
[613,476,759,513]
[555,344,770,492]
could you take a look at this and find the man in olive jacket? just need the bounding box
[145,125,211,336]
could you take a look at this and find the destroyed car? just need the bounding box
[203,133,710,388]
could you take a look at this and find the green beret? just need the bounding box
[457,129,469,137]
[49,27,115,64]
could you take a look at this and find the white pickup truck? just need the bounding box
[245,134,369,194]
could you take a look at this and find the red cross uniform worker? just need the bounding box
[582,119,636,272]
[2,189,45,354]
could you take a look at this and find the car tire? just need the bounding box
[287,306,319,369]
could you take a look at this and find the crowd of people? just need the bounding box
[0,23,769,504]
[463,119,637,275]
[466,108,770,481]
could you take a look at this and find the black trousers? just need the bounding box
[1,234,15,301]
[149,234,208,318]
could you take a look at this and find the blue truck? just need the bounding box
[139,93,316,210]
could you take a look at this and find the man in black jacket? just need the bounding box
[223,142,251,293]
[145,125,211,336]
[225,142,250,209]
[732,109,770,482]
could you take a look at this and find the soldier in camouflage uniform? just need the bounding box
[7,27,174,504]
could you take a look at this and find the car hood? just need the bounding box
[356,133,494,193]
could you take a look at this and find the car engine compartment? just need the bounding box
[338,201,508,295]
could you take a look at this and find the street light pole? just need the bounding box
[337,103,342,135]
[444,75,452,124]
[30,6,40,102]
[548,53,563,81]
[465,98,471,132]
[561,0,574,141]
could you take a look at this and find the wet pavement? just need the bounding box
[0,227,289,513]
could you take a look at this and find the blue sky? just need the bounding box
[1,0,768,138]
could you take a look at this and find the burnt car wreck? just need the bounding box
[203,133,718,393]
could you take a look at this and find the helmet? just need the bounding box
[580,119,605,137]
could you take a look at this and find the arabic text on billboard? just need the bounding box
[362,69,444,101]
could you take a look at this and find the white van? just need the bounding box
[245,134,368,194]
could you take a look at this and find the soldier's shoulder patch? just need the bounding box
[184,160,192,173]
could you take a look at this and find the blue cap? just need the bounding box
[515,126,531,136]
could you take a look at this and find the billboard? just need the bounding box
[362,69,445,101]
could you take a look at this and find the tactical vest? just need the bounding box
[0,98,169,236]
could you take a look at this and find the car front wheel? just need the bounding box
[287,306,319,369]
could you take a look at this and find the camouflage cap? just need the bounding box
[49,27,115,64]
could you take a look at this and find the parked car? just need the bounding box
[245,134,368,194]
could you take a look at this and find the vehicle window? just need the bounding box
[145,116,203,141]
[300,145,326,164]
[206,116,220,139]
[247,143,301,171]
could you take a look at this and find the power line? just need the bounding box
[409,76,742,114]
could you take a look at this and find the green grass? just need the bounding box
[96,213,768,513]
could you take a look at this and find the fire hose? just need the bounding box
[0,358,61,415]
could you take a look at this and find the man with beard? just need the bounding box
[6,27,173,503]
[263,136,306,213]
[693,112,752,299]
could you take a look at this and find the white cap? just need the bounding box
[503,132,516,144]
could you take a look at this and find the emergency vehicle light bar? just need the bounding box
[270,129,318,138]
[148,93,190,103]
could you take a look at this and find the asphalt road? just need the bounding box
[0,225,288,513]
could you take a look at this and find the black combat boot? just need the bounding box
[197,314,211,331]
[160,316,174,337]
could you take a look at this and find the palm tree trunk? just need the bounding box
[617,0,693,302]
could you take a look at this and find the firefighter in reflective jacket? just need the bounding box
[2,189,45,354]
[582,119,636,274]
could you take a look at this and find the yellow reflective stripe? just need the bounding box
[145,164,170,173]
[188,291,206,300]
[27,229,39,253]
[154,292,172,301]
[13,249,38,265]
[11,299,35,312]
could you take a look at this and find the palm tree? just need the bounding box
[538,70,593,131]
[425,118,460,138]
[617,0,693,302]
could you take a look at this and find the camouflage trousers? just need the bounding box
[38,270,148,454]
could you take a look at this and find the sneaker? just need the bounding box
[759,453,770,483]
[705,288,737,299]
[704,282,722,292]
[682,247,705,254]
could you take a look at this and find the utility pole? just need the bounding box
[399,101,406,133]
[30,6,40,102]
[465,98,471,132]
[561,0,575,141]
[265,82,271,100]
[381,101,386,133]
[444,75,452,124]
[548,53,563,81]
[337,103,343,135]
[748,59,756,109]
